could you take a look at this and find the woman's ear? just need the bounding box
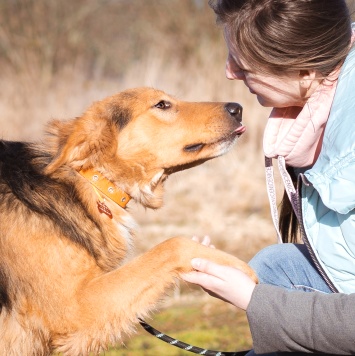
[299,69,319,89]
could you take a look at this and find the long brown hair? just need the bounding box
[209,0,353,242]
[209,0,352,76]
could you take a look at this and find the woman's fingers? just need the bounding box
[182,259,256,310]
[191,235,216,248]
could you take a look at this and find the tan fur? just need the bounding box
[0,87,257,355]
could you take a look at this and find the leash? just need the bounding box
[139,318,250,356]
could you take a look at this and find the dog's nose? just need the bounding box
[224,102,243,123]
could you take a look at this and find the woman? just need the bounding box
[183,0,355,355]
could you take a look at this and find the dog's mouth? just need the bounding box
[164,158,212,175]
[165,125,246,176]
[183,125,246,153]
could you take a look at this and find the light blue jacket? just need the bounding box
[303,46,355,294]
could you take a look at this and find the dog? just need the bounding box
[0,87,257,355]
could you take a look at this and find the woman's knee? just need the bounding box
[249,243,294,270]
[248,243,304,286]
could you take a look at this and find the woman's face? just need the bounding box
[224,30,308,108]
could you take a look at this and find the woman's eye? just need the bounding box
[236,69,245,75]
[229,56,250,75]
[234,65,248,75]
[154,100,171,109]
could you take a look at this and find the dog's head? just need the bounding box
[45,87,244,208]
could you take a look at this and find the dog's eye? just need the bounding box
[154,100,171,110]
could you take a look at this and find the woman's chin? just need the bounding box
[256,96,273,107]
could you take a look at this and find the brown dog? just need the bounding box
[0,87,257,355]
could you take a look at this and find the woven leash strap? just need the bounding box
[265,156,283,244]
[139,319,250,356]
[265,155,303,244]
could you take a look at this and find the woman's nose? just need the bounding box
[225,64,235,80]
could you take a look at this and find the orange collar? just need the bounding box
[78,168,131,209]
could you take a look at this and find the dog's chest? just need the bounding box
[93,204,138,269]
[113,211,137,252]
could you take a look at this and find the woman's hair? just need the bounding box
[209,0,353,242]
[209,0,352,76]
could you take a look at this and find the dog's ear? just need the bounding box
[44,97,133,175]
[44,118,106,174]
[44,114,124,175]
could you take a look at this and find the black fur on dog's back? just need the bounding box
[0,269,10,313]
[0,141,109,265]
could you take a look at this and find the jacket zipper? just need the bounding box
[297,174,339,293]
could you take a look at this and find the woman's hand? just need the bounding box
[182,257,256,310]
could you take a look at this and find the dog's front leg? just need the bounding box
[55,236,255,355]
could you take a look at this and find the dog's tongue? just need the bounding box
[235,126,246,135]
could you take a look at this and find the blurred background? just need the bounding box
[1,0,353,354]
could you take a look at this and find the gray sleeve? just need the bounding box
[246,284,355,354]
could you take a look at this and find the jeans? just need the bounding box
[245,243,332,356]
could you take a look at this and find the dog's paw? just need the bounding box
[159,236,258,283]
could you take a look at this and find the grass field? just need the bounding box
[109,296,252,356]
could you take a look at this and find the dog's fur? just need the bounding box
[0,87,257,355]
